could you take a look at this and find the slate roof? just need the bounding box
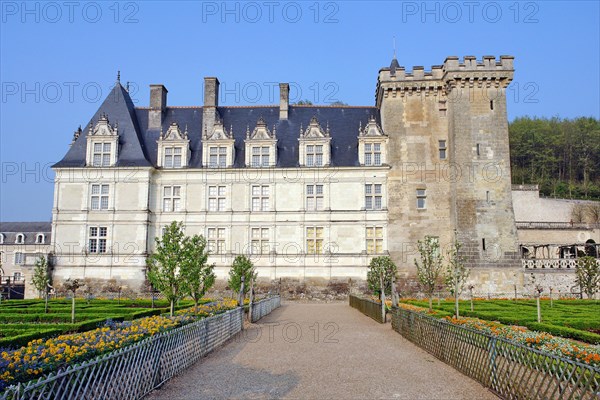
[53,82,380,169]
[0,222,52,245]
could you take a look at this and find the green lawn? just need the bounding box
[402,299,600,344]
[0,298,197,348]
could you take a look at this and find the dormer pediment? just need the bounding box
[247,117,276,141]
[89,114,118,137]
[300,116,329,139]
[205,119,233,141]
[161,122,188,141]
[359,116,386,137]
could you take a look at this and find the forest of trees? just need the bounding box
[509,117,600,200]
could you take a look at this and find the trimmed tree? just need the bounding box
[367,256,398,321]
[444,240,470,318]
[146,221,188,316]
[31,256,50,299]
[180,234,215,312]
[575,256,600,299]
[367,256,398,296]
[228,255,257,300]
[63,278,83,323]
[415,236,445,311]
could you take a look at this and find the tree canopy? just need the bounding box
[509,116,600,200]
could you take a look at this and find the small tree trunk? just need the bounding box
[239,276,245,307]
[194,298,199,313]
[45,291,49,314]
[379,273,385,322]
[428,296,433,312]
[536,295,541,323]
[470,287,474,312]
[71,293,76,323]
[170,299,174,317]
[248,278,254,322]
[391,275,398,307]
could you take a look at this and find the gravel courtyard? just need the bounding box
[146,302,497,399]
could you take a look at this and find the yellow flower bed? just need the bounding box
[0,300,237,391]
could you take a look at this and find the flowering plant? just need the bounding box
[399,303,600,367]
[0,300,237,391]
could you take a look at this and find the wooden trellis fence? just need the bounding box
[391,307,600,400]
[250,296,281,323]
[1,308,245,400]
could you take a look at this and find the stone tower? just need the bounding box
[445,56,520,270]
[376,55,520,278]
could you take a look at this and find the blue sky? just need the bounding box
[1,1,599,221]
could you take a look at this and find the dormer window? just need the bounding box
[0,234,4,244]
[209,146,227,168]
[252,147,270,167]
[364,143,381,166]
[36,234,45,244]
[298,117,331,167]
[203,118,235,168]
[306,145,323,167]
[164,147,183,168]
[245,117,277,168]
[157,122,190,168]
[15,234,25,244]
[358,116,388,167]
[93,143,112,167]
[86,114,119,167]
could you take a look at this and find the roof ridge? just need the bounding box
[136,105,376,109]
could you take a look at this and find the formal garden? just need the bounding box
[354,236,600,357]
[349,235,600,398]
[0,222,274,396]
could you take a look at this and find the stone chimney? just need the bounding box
[203,77,220,134]
[149,84,167,130]
[279,83,289,120]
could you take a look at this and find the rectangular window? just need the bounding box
[251,146,270,167]
[13,272,22,281]
[208,186,226,212]
[92,142,112,167]
[439,140,447,160]
[416,189,426,209]
[306,227,324,254]
[306,184,324,211]
[209,146,227,168]
[89,226,107,254]
[306,145,323,167]
[14,252,24,265]
[251,185,270,211]
[164,147,182,168]
[366,227,383,254]
[207,228,226,254]
[91,184,109,210]
[364,142,382,166]
[365,184,383,210]
[163,186,182,212]
[250,227,270,254]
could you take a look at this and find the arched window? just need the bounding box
[0,233,4,244]
[36,234,45,244]
[15,234,25,244]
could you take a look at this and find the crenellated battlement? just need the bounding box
[442,55,514,72]
[379,55,513,80]
[376,55,514,105]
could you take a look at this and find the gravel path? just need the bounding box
[145,302,497,399]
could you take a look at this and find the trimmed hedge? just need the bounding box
[403,299,600,344]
